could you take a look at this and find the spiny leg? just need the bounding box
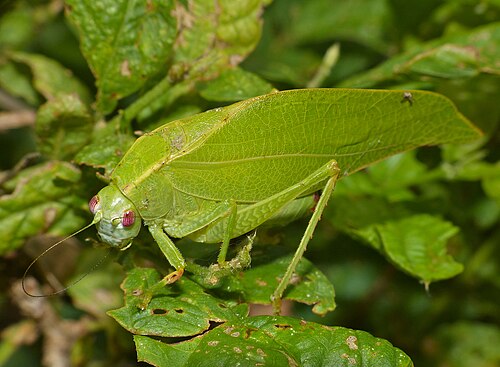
[271,160,340,314]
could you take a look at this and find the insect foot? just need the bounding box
[134,268,185,310]
[137,292,153,311]
[163,268,184,284]
[271,295,282,316]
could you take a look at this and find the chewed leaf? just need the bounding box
[65,0,177,114]
[241,252,335,315]
[135,316,413,367]
[107,268,248,338]
[172,0,265,76]
[376,215,463,285]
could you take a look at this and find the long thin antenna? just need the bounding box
[22,215,102,297]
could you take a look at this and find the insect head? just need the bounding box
[89,185,142,249]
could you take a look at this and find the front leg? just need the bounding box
[136,224,186,309]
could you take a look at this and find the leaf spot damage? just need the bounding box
[132,289,142,296]
[341,353,357,364]
[120,60,131,77]
[346,335,358,350]
[256,279,267,287]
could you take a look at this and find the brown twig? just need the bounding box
[0,110,36,130]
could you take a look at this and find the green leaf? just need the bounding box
[483,174,500,203]
[239,252,335,315]
[0,320,39,367]
[328,195,464,284]
[0,161,86,255]
[108,268,248,338]
[375,215,463,285]
[172,0,265,76]
[135,316,413,367]
[74,118,135,174]
[35,94,93,160]
[341,22,500,88]
[9,52,91,104]
[190,247,335,316]
[197,67,274,102]
[326,195,414,252]
[65,0,177,114]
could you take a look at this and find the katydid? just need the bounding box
[85,88,477,312]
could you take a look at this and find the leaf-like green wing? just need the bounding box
[167,89,481,202]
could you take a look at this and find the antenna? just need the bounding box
[22,215,103,297]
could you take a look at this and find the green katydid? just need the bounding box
[84,88,478,312]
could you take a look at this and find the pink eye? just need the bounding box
[89,195,99,214]
[122,210,135,227]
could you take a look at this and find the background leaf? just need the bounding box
[196,67,274,102]
[376,215,463,285]
[65,0,177,114]
[340,22,500,88]
[9,52,91,104]
[35,94,93,160]
[0,161,86,255]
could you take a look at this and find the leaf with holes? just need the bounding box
[107,268,248,337]
[135,316,413,367]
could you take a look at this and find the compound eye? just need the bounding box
[89,195,100,214]
[122,210,135,227]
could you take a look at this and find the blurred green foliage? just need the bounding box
[0,0,498,366]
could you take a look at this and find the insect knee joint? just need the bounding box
[327,160,340,176]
